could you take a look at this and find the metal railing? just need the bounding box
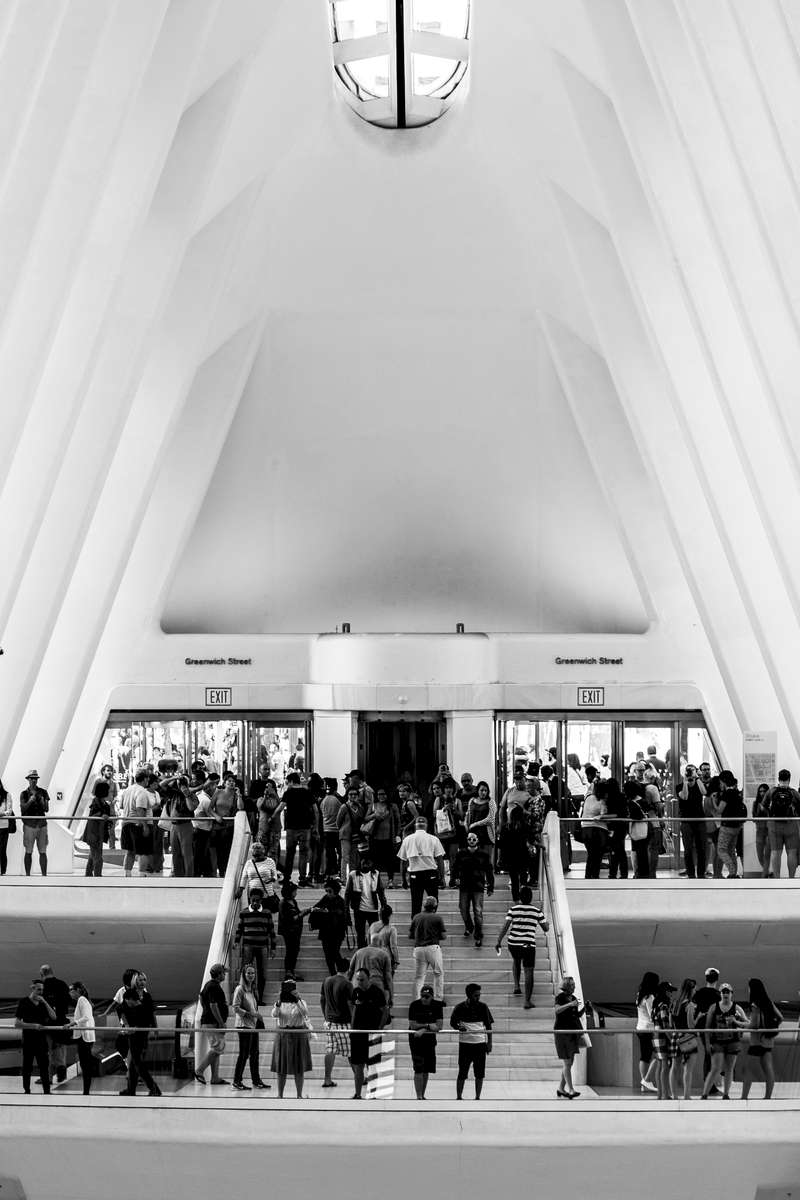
[5,1022,800,1102]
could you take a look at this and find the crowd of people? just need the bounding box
[3,752,800,884]
[634,966,784,1101]
[14,959,499,1102]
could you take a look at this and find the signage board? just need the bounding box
[205,687,232,707]
[577,687,604,707]
[743,731,776,806]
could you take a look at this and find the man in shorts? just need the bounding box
[450,983,494,1100]
[320,956,353,1088]
[408,984,444,1099]
[20,770,50,876]
[194,963,229,1085]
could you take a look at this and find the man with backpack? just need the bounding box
[767,769,800,878]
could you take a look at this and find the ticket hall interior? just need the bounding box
[3,2,800,1198]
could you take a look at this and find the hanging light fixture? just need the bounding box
[329,0,471,129]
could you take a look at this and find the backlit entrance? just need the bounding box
[358,713,447,793]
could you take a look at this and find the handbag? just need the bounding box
[434,808,453,836]
[630,820,649,842]
[254,860,279,910]
[7,811,16,835]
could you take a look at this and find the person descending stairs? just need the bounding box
[210,879,564,1096]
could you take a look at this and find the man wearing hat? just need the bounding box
[20,771,50,877]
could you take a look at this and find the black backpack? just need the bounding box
[769,786,796,820]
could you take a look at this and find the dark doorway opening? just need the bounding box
[358,714,446,793]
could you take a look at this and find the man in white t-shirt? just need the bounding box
[398,818,446,927]
[119,770,153,877]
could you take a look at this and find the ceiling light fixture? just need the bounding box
[329,0,470,129]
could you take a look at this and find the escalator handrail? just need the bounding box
[541,810,586,1001]
[184,812,252,1039]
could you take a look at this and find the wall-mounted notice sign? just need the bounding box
[743,731,776,806]
[205,687,232,707]
[577,687,605,707]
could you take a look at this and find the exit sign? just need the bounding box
[205,687,232,707]
[577,687,604,707]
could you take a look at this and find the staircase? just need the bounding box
[215,881,563,1085]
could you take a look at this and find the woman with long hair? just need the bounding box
[752,784,772,879]
[741,978,782,1100]
[0,778,14,876]
[624,780,650,879]
[604,778,629,880]
[651,981,678,1100]
[635,971,660,1092]
[701,982,748,1100]
[672,978,699,1100]
[68,982,95,1095]
[231,964,270,1091]
[270,979,312,1099]
[553,975,584,1099]
[466,781,496,849]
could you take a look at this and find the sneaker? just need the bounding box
[513,987,522,996]
[254,1081,271,1089]
[640,1081,658,1093]
[474,938,483,947]
[463,929,472,938]
[232,1081,251,1091]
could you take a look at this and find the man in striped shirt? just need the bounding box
[234,888,276,1004]
[494,885,549,1009]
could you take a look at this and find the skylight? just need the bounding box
[329,0,470,128]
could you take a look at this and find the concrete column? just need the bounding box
[445,711,495,795]
[313,711,357,785]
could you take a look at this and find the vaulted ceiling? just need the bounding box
[1,0,800,781]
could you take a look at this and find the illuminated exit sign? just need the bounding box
[205,687,232,707]
[577,687,604,707]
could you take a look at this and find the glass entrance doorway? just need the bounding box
[358,714,447,793]
[496,712,720,803]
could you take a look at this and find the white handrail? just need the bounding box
[541,809,588,1085]
[190,812,253,1057]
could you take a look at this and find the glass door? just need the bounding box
[564,720,614,800]
[248,721,311,794]
[187,719,245,780]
